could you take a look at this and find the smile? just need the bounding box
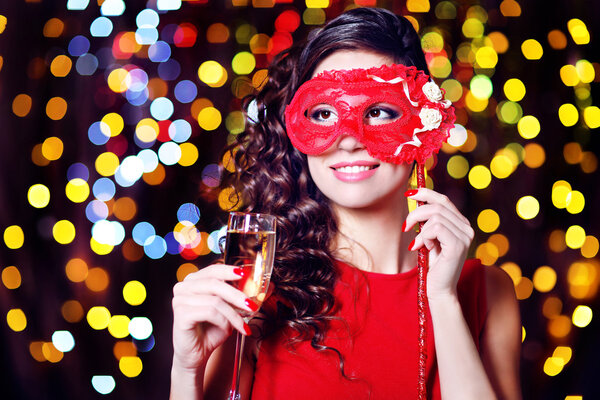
[330,161,380,182]
[332,165,377,173]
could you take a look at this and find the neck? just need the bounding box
[332,193,417,274]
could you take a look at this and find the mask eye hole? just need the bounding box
[305,104,338,126]
[364,103,402,126]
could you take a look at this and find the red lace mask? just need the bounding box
[284,64,456,165]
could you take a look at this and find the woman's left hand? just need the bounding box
[403,188,474,300]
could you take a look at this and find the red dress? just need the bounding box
[251,259,487,399]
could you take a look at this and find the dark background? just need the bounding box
[1,0,598,399]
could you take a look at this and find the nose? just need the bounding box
[334,114,365,152]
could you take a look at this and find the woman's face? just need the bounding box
[306,50,413,210]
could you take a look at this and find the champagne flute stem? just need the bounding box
[228,328,247,400]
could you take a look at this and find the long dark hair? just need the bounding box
[221,6,427,360]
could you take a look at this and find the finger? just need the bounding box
[410,215,471,253]
[183,264,245,282]
[405,188,470,225]
[173,279,256,314]
[405,203,473,238]
[173,294,248,335]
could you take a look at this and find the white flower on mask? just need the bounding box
[422,81,443,102]
[419,108,443,131]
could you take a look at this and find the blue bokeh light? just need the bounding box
[137,149,159,173]
[177,203,200,225]
[168,119,192,143]
[150,97,174,121]
[76,53,99,76]
[92,178,116,201]
[165,232,181,255]
[88,121,110,145]
[67,0,90,10]
[144,235,167,259]
[148,41,171,63]
[68,36,91,57]
[85,200,109,223]
[90,17,114,37]
[174,80,197,103]
[158,142,181,165]
[157,59,181,81]
[136,9,160,28]
[132,222,156,246]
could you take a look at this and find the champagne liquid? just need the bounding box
[224,230,276,317]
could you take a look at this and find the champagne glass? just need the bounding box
[223,212,276,400]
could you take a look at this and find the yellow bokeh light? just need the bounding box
[565,396,582,400]
[12,93,33,117]
[198,60,227,88]
[119,356,143,378]
[500,262,522,285]
[551,180,571,209]
[65,258,88,282]
[0,15,6,34]
[543,357,564,376]
[499,0,521,16]
[523,143,545,168]
[177,263,199,281]
[516,195,539,220]
[446,155,469,179]
[542,296,562,319]
[218,187,241,211]
[123,280,147,306]
[50,55,72,77]
[533,266,557,292]
[581,236,599,258]
[567,261,598,300]
[198,107,222,131]
[46,97,68,120]
[503,78,526,102]
[468,165,492,189]
[517,115,540,139]
[178,143,199,167]
[231,51,256,75]
[421,31,444,53]
[576,60,595,83]
[572,305,592,328]
[521,39,543,60]
[107,68,129,93]
[565,190,585,214]
[558,104,579,127]
[565,225,586,249]
[559,64,579,87]
[65,178,90,203]
[465,91,488,112]
[488,233,509,257]
[53,220,76,245]
[496,101,523,124]
[4,225,24,249]
[475,46,498,68]
[547,29,567,50]
[583,106,600,129]
[515,277,533,300]
[43,18,64,38]
[553,346,572,365]
[475,242,499,266]
[490,154,514,179]
[7,309,27,332]
[28,184,50,208]
[567,18,590,45]
[487,31,509,53]
[85,267,110,292]
[108,315,131,339]
[87,306,111,330]
[135,118,159,143]
[477,209,500,233]
[302,8,326,25]
[406,0,430,12]
[42,136,64,161]
[90,237,114,255]
[440,79,463,103]
[2,266,22,290]
[95,152,120,176]
[101,113,124,137]
[429,56,452,79]
[462,18,484,38]
[42,342,63,363]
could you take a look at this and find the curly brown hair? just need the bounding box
[220,7,429,363]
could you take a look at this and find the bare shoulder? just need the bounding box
[482,264,517,307]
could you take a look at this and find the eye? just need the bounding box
[364,104,401,125]
[306,104,338,125]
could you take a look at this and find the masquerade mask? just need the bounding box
[284,64,455,165]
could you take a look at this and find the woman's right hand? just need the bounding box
[171,264,256,372]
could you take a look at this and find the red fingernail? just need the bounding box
[402,220,407,232]
[245,299,259,312]
[243,323,252,336]
[408,239,415,251]
[404,189,418,197]
[233,267,245,276]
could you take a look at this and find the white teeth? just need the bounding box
[336,165,373,173]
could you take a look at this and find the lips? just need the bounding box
[330,160,379,182]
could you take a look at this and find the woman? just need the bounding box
[170,7,521,399]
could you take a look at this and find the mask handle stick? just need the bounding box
[416,163,429,400]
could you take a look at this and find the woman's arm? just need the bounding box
[405,189,522,399]
[428,267,522,400]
